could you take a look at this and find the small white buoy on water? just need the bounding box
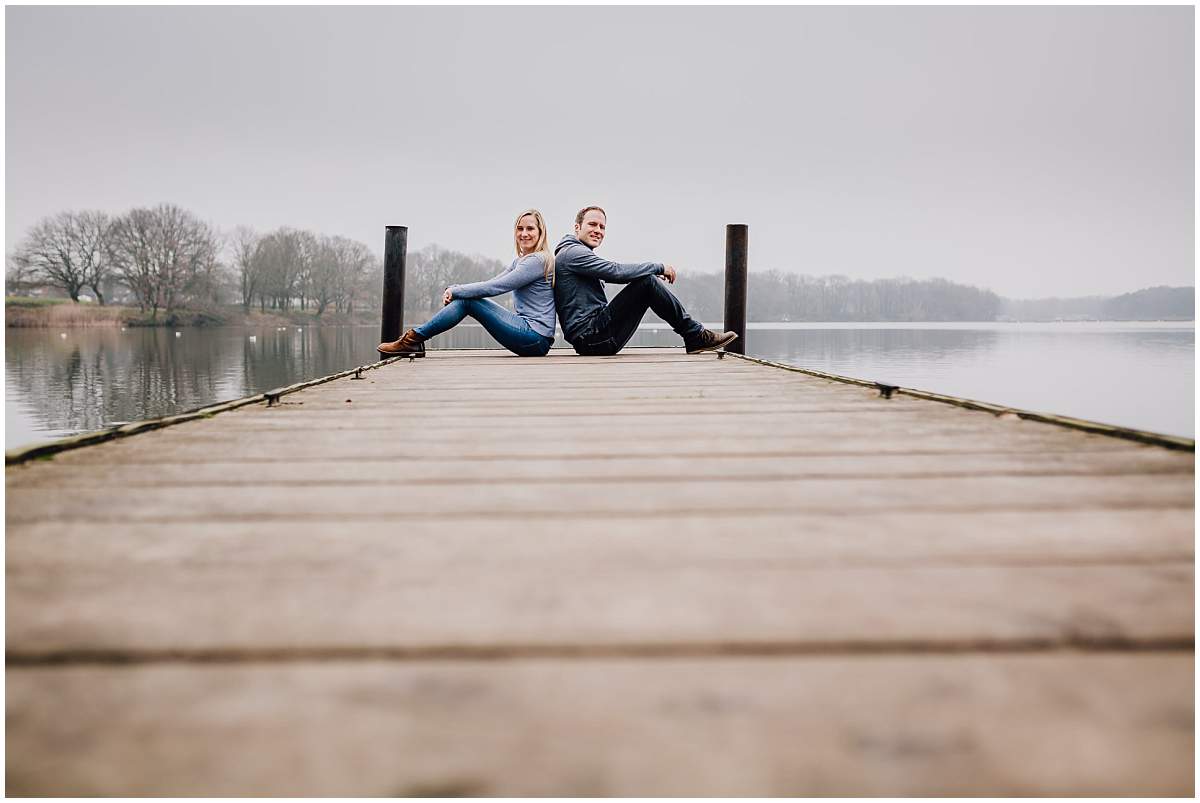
[120,327,126,332]
[175,331,182,337]
[59,332,67,339]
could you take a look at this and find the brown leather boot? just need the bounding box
[684,329,738,354]
[378,329,427,357]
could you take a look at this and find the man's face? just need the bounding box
[575,210,606,249]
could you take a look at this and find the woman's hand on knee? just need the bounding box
[443,288,454,305]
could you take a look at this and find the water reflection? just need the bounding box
[4,322,1194,447]
[742,323,1194,438]
[745,327,1003,376]
[6,327,379,446]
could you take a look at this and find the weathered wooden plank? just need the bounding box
[7,449,1191,489]
[7,558,1191,653]
[342,381,825,392]
[273,377,892,397]
[12,407,1145,468]
[152,405,1009,429]
[6,473,1192,525]
[7,654,1192,796]
[120,426,1155,451]
[28,431,1138,464]
[161,402,947,419]
[7,510,1193,570]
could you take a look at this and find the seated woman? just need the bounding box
[378,209,556,358]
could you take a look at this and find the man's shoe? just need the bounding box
[685,329,738,354]
[378,329,427,357]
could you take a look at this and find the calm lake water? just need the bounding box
[5,321,1194,448]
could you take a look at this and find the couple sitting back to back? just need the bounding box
[378,206,737,358]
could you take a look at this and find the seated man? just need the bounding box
[553,206,737,356]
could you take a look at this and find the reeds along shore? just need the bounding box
[5,302,134,328]
[3,300,380,328]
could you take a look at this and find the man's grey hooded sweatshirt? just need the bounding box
[553,234,664,344]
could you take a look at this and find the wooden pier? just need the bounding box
[6,348,1194,796]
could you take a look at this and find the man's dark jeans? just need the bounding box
[570,276,705,356]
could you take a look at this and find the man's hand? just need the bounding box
[660,264,677,284]
[442,288,454,305]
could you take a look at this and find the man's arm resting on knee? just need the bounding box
[564,245,665,284]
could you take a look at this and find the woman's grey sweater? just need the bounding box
[448,253,556,339]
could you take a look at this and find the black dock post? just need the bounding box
[723,224,748,355]
[380,226,407,348]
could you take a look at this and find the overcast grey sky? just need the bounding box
[6,6,1193,298]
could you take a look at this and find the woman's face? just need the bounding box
[516,215,540,254]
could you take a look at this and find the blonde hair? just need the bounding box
[514,209,555,286]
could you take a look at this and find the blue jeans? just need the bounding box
[414,298,553,357]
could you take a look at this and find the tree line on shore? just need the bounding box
[1000,286,1194,321]
[668,273,1191,321]
[6,204,387,322]
[5,204,516,324]
[669,271,1004,322]
[8,206,1191,323]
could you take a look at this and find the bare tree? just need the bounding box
[294,230,319,311]
[307,236,339,316]
[301,235,376,316]
[76,211,113,304]
[11,211,113,303]
[108,204,221,321]
[185,229,225,310]
[333,237,376,315]
[314,232,374,314]
[229,226,261,312]
[6,251,40,297]
[252,228,307,311]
